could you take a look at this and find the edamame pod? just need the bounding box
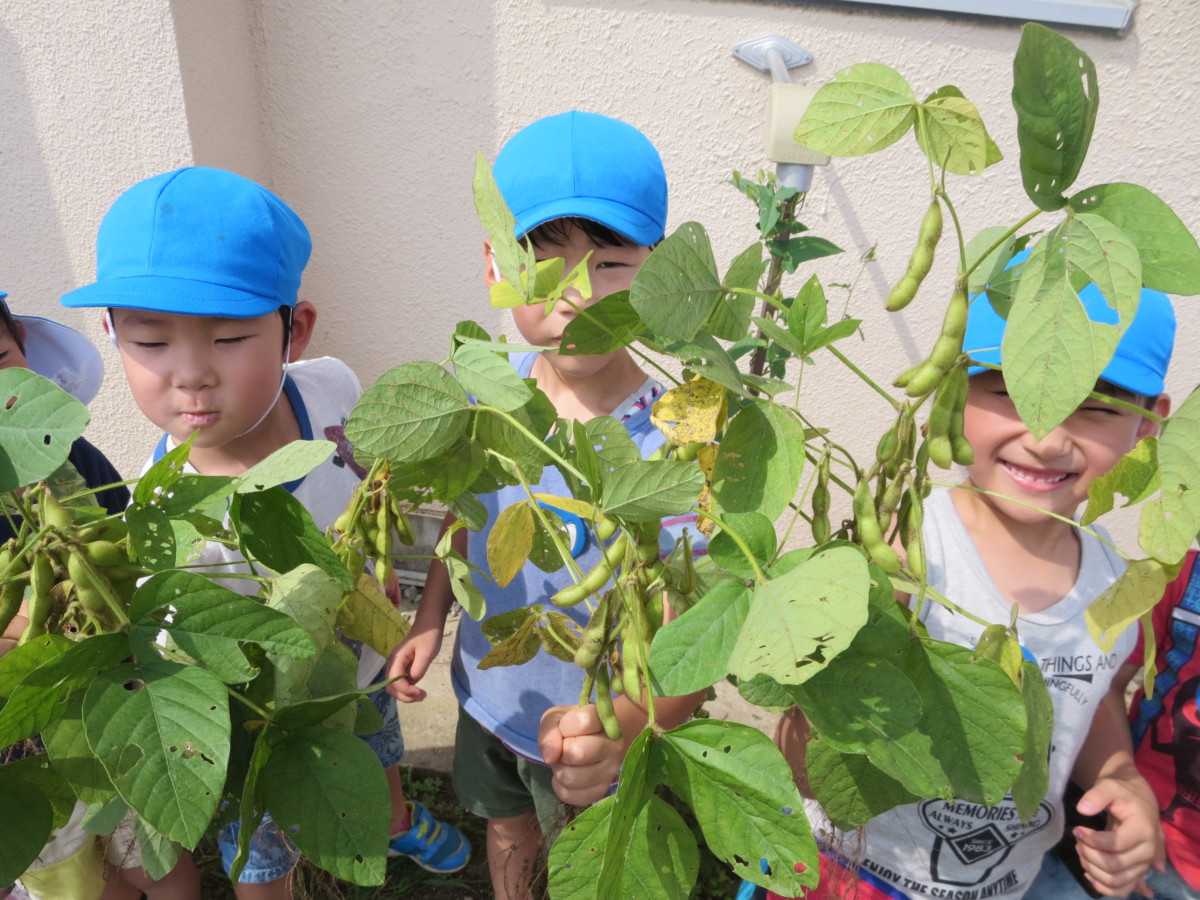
[551,533,629,607]
[811,451,832,545]
[594,664,623,741]
[853,480,902,574]
[886,197,942,312]
[20,555,55,643]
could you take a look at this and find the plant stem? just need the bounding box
[826,345,902,410]
[476,407,589,485]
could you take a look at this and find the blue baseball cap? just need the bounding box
[964,251,1176,396]
[61,167,311,318]
[493,111,667,246]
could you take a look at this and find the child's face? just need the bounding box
[507,222,651,380]
[960,370,1164,525]
[109,308,292,452]
[0,324,28,372]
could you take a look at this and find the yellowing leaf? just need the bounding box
[695,445,718,537]
[1085,558,1167,652]
[488,502,535,588]
[651,378,727,446]
[337,575,411,659]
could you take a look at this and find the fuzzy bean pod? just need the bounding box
[854,480,902,574]
[886,197,942,312]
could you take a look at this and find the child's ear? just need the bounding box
[286,302,317,362]
[1138,394,1172,439]
[482,239,499,287]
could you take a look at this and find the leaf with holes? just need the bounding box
[83,660,229,848]
[549,792,699,900]
[917,86,1002,176]
[729,544,869,686]
[261,725,390,885]
[1013,22,1098,210]
[0,369,90,494]
[661,720,817,896]
[1086,558,1168,653]
[337,575,411,659]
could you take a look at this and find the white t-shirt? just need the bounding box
[141,356,384,685]
[806,488,1136,900]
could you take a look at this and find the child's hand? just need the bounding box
[385,626,443,702]
[1072,773,1164,897]
[538,704,628,807]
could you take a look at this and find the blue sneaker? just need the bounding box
[388,800,471,873]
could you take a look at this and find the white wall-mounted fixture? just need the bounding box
[733,34,830,192]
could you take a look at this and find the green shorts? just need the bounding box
[453,706,570,839]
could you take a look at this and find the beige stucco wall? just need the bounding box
[2,0,1195,547]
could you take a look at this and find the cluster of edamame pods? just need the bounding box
[329,459,415,586]
[0,486,142,644]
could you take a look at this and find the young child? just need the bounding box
[0,294,131,900]
[1030,548,1200,900]
[386,110,705,899]
[771,268,1173,900]
[59,167,469,898]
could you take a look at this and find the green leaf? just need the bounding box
[488,501,535,588]
[273,691,362,732]
[152,472,237,519]
[261,726,389,885]
[793,63,916,157]
[917,86,1002,176]
[1083,437,1158,526]
[660,332,748,396]
[528,506,572,574]
[0,633,128,746]
[131,817,184,882]
[1012,660,1055,822]
[561,292,643,356]
[130,571,315,682]
[707,243,763,341]
[0,768,53,884]
[661,721,818,896]
[599,459,705,523]
[0,369,90,493]
[788,655,921,754]
[597,729,656,895]
[963,226,1018,296]
[805,734,919,830]
[786,275,828,350]
[713,403,806,521]
[132,432,196,506]
[1068,183,1200,295]
[649,580,751,695]
[1003,232,1139,437]
[1086,558,1168,652]
[233,487,352,589]
[629,222,722,342]
[337,575,411,659]
[707,512,776,579]
[2,750,79,830]
[436,524,486,620]
[42,693,118,807]
[548,793,699,900]
[1012,22,1098,210]
[452,342,534,411]
[126,504,179,571]
[765,236,843,274]
[473,149,536,295]
[265,565,346,703]
[235,440,337,493]
[83,661,229,847]
[911,640,1025,804]
[729,544,870,685]
[346,361,471,464]
[1141,388,1200,563]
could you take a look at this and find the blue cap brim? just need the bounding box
[61,275,286,318]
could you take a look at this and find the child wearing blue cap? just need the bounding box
[60,167,469,898]
[769,261,1172,900]
[385,110,705,899]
